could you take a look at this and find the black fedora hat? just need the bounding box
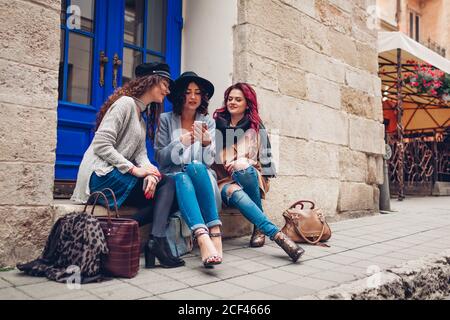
[167,71,214,103]
[135,62,174,85]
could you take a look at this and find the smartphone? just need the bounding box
[194,121,207,131]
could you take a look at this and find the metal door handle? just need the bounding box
[113,53,122,89]
[99,51,108,87]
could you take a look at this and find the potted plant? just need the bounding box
[403,60,450,103]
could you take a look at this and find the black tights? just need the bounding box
[123,175,177,237]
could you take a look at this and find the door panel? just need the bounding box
[55,0,182,183]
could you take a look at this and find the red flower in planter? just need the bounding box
[403,60,448,100]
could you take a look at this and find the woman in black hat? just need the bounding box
[71,62,185,269]
[155,72,223,268]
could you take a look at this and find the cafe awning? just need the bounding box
[378,32,450,135]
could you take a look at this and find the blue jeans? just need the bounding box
[173,161,221,231]
[222,166,279,238]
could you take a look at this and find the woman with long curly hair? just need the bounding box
[154,71,223,268]
[71,62,185,269]
[212,83,305,262]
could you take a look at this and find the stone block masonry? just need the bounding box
[235,0,384,224]
[0,0,60,267]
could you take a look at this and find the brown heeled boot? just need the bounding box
[250,225,266,247]
[273,231,305,262]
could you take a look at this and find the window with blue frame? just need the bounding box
[55,0,182,190]
[122,0,167,84]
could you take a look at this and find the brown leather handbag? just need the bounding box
[281,200,331,246]
[86,189,140,278]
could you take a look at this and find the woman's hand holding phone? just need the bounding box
[193,121,211,146]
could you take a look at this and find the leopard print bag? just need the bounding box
[17,211,108,283]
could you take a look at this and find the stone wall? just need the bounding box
[234,0,384,226]
[0,0,60,267]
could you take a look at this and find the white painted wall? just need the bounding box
[181,0,237,112]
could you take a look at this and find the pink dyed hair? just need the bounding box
[213,83,262,132]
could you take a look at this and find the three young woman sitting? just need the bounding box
[71,62,305,269]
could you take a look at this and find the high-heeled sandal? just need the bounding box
[194,228,222,268]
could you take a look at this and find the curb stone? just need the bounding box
[296,249,450,300]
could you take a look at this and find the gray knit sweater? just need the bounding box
[71,96,150,204]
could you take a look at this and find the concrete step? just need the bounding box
[52,200,253,242]
[432,182,450,196]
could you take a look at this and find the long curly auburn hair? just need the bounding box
[95,75,166,142]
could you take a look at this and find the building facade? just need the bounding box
[377,0,450,58]
[0,0,385,267]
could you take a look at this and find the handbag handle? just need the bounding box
[288,200,315,210]
[100,188,120,218]
[83,191,112,220]
[294,221,326,245]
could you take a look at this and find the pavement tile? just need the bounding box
[353,246,393,255]
[248,245,284,256]
[229,291,284,300]
[250,255,293,268]
[252,269,299,283]
[205,265,249,280]
[0,278,11,289]
[0,287,32,300]
[179,274,222,287]
[312,245,348,254]
[380,241,414,249]
[77,279,123,290]
[163,268,210,281]
[139,295,162,300]
[331,265,368,277]
[196,281,250,298]
[223,238,250,247]
[308,270,359,283]
[349,260,392,271]
[288,276,338,291]
[226,248,266,259]
[297,249,330,259]
[157,287,219,300]
[225,260,271,273]
[15,281,78,299]
[87,282,151,300]
[133,279,189,296]
[222,253,246,263]
[338,250,376,260]
[300,259,344,271]
[320,254,360,265]
[122,271,173,285]
[0,270,49,287]
[369,255,407,267]
[226,274,279,290]
[278,264,322,276]
[258,283,316,299]
[222,242,247,251]
[43,290,101,300]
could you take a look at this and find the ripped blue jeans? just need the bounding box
[173,161,222,232]
[222,166,279,238]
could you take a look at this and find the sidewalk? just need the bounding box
[1,196,449,300]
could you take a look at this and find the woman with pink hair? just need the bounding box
[212,83,305,262]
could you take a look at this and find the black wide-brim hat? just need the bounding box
[167,71,214,103]
[135,62,174,85]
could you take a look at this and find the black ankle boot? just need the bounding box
[145,236,185,268]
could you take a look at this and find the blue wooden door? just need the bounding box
[56,0,182,182]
